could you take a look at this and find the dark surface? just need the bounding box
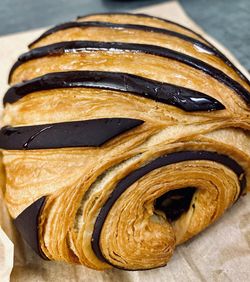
[0,118,143,149]
[180,0,250,72]
[1,0,250,70]
[14,197,47,259]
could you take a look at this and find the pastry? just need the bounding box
[1,12,250,270]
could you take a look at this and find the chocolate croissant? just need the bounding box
[1,12,250,270]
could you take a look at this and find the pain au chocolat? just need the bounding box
[1,12,250,270]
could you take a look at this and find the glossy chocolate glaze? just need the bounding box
[76,12,209,44]
[0,118,143,150]
[13,150,245,263]
[28,20,247,82]
[4,71,224,112]
[74,12,250,83]
[29,21,215,53]
[9,41,250,104]
[92,150,246,266]
[14,197,48,259]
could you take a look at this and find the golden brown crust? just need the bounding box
[2,13,250,270]
[29,23,250,94]
[77,13,209,43]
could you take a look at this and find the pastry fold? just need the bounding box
[1,13,250,270]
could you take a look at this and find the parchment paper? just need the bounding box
[0,1,250,281]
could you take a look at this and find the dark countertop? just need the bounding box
[1,0,250,70]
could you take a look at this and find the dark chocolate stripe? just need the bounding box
[14,197,48,259]
[28,20,248,86]
[75,12,250,85]
[4,71,224,112]
[29,21,215,54]
[9,41,250,104]
[0,118,143,150]
[76,12,209,44]
[92,150,246,266]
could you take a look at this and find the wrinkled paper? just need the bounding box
[0,227,14,282]
[0,1,250,281]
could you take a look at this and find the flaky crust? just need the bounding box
[2,13,250,270]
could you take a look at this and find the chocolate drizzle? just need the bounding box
[4,71,224,112]
[74,12,250,84]
[91,150,246,265]
[14,197,47,259]
[0,118,143,150]
[9,41,250,104]
[28,20,247,82]
[4,13,250,268]
[11,151,246,263]
[76,12,209,45]
[29,21,215,54]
